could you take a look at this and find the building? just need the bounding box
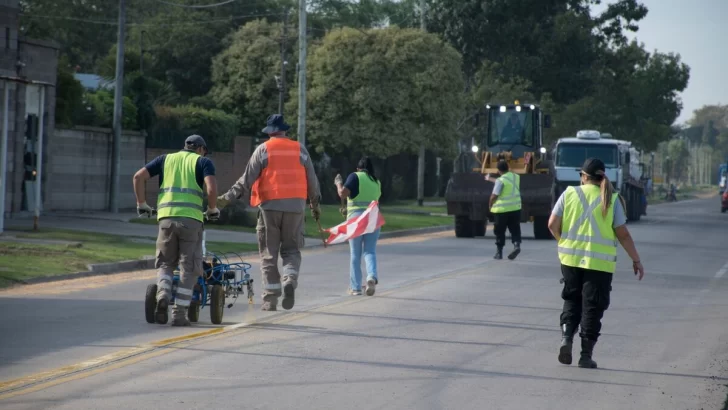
[0,0,59,218]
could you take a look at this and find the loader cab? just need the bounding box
[478,102,550,159]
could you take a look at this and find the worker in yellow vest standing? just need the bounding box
[548,158,645,368]
[133,135,220,326]
[217,114,321,311]
[487,160,522,260]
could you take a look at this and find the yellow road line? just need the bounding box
[0,262,487,401]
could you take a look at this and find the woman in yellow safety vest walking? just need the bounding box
[548,158,645,369]
[334,157,382,296]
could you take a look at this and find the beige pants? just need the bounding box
[256,209,305,301]
[155,217,203,310]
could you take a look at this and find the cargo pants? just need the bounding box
[155,217,204,316]
[559,264,613,341]
[256,209,305,303]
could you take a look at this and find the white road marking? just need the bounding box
[714,261,728,279]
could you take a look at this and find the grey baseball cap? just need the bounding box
[185,134,207,148]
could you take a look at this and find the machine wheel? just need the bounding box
[188,301,200,323]
[210,284,225,325]
[473,220,487,237]
[145,284,157,324]
[533,216,553,240]
[455,215,475,238]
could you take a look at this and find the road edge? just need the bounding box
[15,224,454,286]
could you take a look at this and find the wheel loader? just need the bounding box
[444,101,555,239]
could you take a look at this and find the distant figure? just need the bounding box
[500,113,523,144]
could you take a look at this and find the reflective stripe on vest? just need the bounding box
[557,185,618,273]
[157,151,204,222]
[347,172,381,218]
[250,138,308,207]
[491,172,521,213]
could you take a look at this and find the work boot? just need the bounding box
[155,297,169,325]
[494,248,503,260]
[578,338,598,369]
[365,277,378,296]
[507,243,521,260]
[282,280,296,310]
[171,306,190,327]
[558,324,577,365]
[261,297,278,311]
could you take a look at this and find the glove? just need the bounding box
[310,203,321,220]
[334,173,343,186]
[339,206,346,217]
[217,196,231,209]
[205,207,220,222]
[137,202,154,217]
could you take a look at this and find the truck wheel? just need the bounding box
[210,284,224,325]
[455,216,475,238]
[473,220,486,237]
[533,216,553,240]
[145,284,157,324]
[722,207,726,213]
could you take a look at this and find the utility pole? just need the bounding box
[297,0,307,147]
[109,0,126,213]
[416,0,426,206]
[278,8,289,114]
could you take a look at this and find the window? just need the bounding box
[556,144,619,168]
[487,107,534,147]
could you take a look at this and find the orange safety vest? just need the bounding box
[250,137,308,207]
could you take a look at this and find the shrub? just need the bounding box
[149,104,239,152]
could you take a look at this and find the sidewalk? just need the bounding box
[3,212,261,244]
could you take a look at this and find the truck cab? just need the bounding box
[552,130,645,221]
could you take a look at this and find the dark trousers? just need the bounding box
[493,210,521,248]
[560,264,613,341]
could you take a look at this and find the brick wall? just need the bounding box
[46,127,146,211]
[144,136,253,207]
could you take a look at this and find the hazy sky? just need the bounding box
[593,0,727,125]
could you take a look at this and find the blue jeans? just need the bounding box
[348,211,380,291]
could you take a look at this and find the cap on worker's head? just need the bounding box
[581,157,606,177]
[497,160,509,173]
[185,134,207,148]
[261,114,290,134]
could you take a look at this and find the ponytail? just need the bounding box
[596,170,625,217]
[357,156,378,183]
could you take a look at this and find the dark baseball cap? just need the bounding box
[185,134,207,148]
[581,157,605,176]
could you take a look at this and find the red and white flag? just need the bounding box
[323,201,385,245]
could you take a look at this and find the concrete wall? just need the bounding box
[47,127,146,211]
[144,136,253,207]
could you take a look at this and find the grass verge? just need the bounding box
[0,229,257,287]
[130,204,453,237]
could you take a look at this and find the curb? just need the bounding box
[11,225,454,287]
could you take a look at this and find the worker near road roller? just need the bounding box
[133,134,220,326]
[216,114,322,312]
[548,157,645,368]
[486,160,522,260]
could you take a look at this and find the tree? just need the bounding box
[210,19,297,136]
[288,26,464,159]
[54,56,85,127]
[666,138,689,183]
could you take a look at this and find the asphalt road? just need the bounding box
[1,196,728,409]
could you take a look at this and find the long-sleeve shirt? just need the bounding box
[221,137,321,213]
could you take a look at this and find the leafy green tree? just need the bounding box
[210,19,297,136]
[54,56,85,127]
[287,26,464,159]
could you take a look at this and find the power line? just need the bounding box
[18,11,286,27]
[151,0,239,8]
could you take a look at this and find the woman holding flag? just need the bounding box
[333,157,383,296]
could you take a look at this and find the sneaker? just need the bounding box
[155,297,169,324]
[348,288,362,296]
[365,278,377,296]
[282,281,295,310]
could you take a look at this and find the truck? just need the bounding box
[444,101,555,239]
[551,130,646,222]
